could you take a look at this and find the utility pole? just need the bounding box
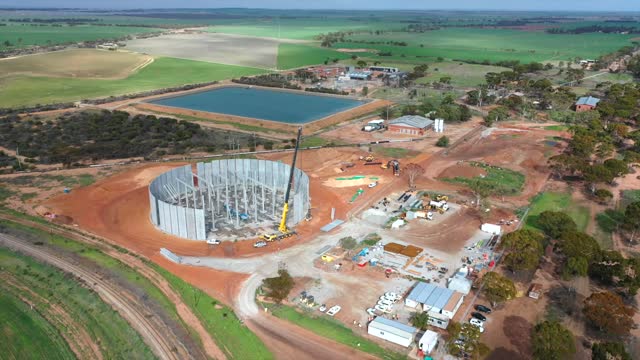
[16,146,22,170]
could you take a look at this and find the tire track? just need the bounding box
[0,233,187,360]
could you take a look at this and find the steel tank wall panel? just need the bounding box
[149,191,159,225]
[185,207,196,240]
[169,202,179,235]
[195,208,206,240]
[177,206,188,238]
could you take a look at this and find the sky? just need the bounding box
[1,0,639,12]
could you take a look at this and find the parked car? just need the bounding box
[384,292,399,300]
[366,308,376,316]
[474,304,492,314]
[368,182,378,188]
[253,241,267,248]
[318,304,327,312]
[471,312,487,321]
[206,238,221,245]
[379,295,395,304]
[374,304,392,313]
[326,305,341,316]
[469,318,484,327]
[377,299,393,307]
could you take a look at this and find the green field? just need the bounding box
[154,266,274,360]
[525,192,590,233]
[277,43,350,69]
[208,19,403,40]
[336,28,635,63]
[0,247,154,359]
[267,304,406,360]
[0,215,272,360]
[0,292,75,360]
[415,61,511,87]
[373,146,419,159]
[0,56,267,108]
[442,162,526,196]
[0,24,160,50]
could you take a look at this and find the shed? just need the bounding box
[575,96,600,112]
[388,115,434,136]
[367,317,417,347]
[528,283,543,299]
[405,281,464,319]
[418,330,439,354]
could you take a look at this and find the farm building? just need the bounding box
[529,283,543,299]
[347,71,372,80]
[369,66,399,73]
[367,317,417,347]
[404,281,465,319]
[387,115,434,135]
[575,96,600,112]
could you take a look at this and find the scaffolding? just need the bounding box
[149,159,310,240]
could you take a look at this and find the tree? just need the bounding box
[484,106,509,127]
[531,320,575,360]
[558,231,601,262]
[565,68,585,85]
[501,229,544,272]
[262,269,295,304]
[439,76,451,84]
[409,311,429,330]
[435,136,449,147]
[482,272,516,305]
[339,236,357,250]
[563,256,588,279]
[468,178,494,208]
[622,201,640,244]
[356,60,367,68]
[361,86,368,96]
[591,341,631,360]
[593,189,613,204]
[403,163,424,189]
[589,250,625,285]
[583,291,634,336]
[536,211,577,238]
[447,322,484,358]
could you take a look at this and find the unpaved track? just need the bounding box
[0,233,189,360]
[0,213,225,360]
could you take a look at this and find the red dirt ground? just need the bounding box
[43,148,405,301]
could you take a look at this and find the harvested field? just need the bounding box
[0,49,152,79]
[127,32,291,69]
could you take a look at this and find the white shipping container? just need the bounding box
[481,223,502,235]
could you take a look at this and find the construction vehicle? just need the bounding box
[387,160,400,176]
[429,200,449,213]
[260,127,302,242]
[359,154,375,162]
[435,195,449,202]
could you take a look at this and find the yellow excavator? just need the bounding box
[260,127,303,242]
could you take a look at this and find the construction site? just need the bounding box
[35,114,566,359]
[149,159,310,240]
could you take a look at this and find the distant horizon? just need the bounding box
[0,0,638,13]
[1,7,640,13]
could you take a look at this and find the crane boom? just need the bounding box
[278,126,303,233]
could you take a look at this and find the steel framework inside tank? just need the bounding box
[148,159,310,240]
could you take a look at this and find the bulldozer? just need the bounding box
[260,127,302,242]
[435,195,449,202]
[359,154,375,162]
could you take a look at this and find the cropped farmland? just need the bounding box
[337,28,636,63]
[277,43,350,69]
[0,56,267,108]
[0,24,161,50]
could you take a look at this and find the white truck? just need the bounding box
[415,211,434,220]
[429,200,449,212]
[362,119,385,132]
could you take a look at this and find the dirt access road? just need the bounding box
[0,232,195,360]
